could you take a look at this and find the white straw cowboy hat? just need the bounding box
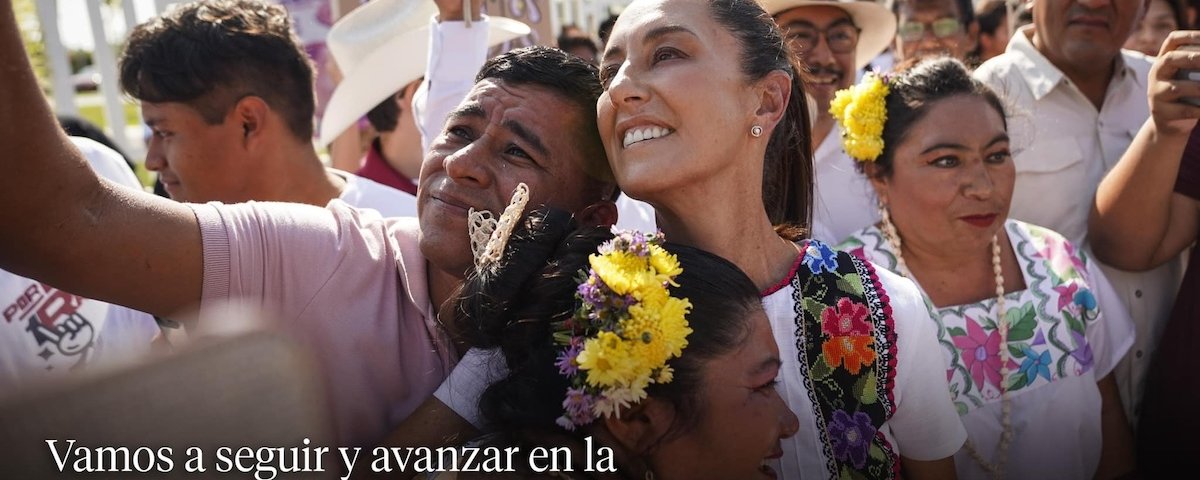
[318,0,531,146]
[759,0,897,70]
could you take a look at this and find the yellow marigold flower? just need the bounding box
[829,74,889,162]
[590,251,653,296]
[655,365,674,383]
[648,245,683,283]
[578,331,638,388]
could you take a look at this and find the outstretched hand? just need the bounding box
[1149,31,1200,136]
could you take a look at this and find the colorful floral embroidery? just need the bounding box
[840,221,1104,413]
[802,241,840,274]
[793,240,899,479]
[823,335,876,375]
[829,409,876,469]
[822,298,872,336]
[950,317,1006,392]
[1017,345,1053,383]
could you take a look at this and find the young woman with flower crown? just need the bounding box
[428,206,798,479]
[835,58,1138,479]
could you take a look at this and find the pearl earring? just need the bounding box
[750,125,763,137]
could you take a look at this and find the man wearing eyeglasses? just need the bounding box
[762,0,898,242]
[892,0,979,64]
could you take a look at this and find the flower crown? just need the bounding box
[553,228,693,431]
[829,72,892,162]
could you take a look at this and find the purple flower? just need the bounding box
[802,241,840,274]
[1069,329,1094,372]
[577,273,605,307]
[556,338,584,376]
[828,409,875,469]
[560,387,596,429]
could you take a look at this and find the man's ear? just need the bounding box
[401,79,422,102]
[753,69,792,135]
[603,398,676,456]
[232,96,270,146]
[577,200,619,228]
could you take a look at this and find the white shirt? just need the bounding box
[811,131,880,243]
[332,169,418,218]
[614,194,657,232]
[843,221,1135,479]
[974,26,1184,424]
[764,263,966,478]
[0,138,160,397]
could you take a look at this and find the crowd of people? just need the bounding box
[1,0,1198,478]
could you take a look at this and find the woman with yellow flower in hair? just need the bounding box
[434,209,798,479]
[836,58,1137,479]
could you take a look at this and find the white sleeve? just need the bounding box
[434,347,509,429]
[1080,249,1136,379]
[877,266,968,460]
[413,16,492,152]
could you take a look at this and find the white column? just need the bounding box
[87,0,132,153]
[122,0,138,33]
[35,0,77,116]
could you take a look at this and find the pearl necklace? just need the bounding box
[880,209,1011,479]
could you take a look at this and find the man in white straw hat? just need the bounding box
[320,0,530,201]
[125,0,415,218]
[759,0,897,243]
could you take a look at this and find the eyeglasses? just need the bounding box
[783,22,861,55]
[897,18,963,42]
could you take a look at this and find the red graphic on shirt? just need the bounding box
[2,283,95,368]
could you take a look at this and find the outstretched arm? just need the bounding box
[0,1,202,319]
[412,0,490,152]
[1091,31,1200,270]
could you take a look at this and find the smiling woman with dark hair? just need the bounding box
[838,57,1137,480]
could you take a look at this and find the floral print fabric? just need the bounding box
[841,221,1102,414]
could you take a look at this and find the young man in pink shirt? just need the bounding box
[0,0,616,447]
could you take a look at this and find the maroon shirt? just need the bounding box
[355,140,418,196]
[1137,124,1200,473]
